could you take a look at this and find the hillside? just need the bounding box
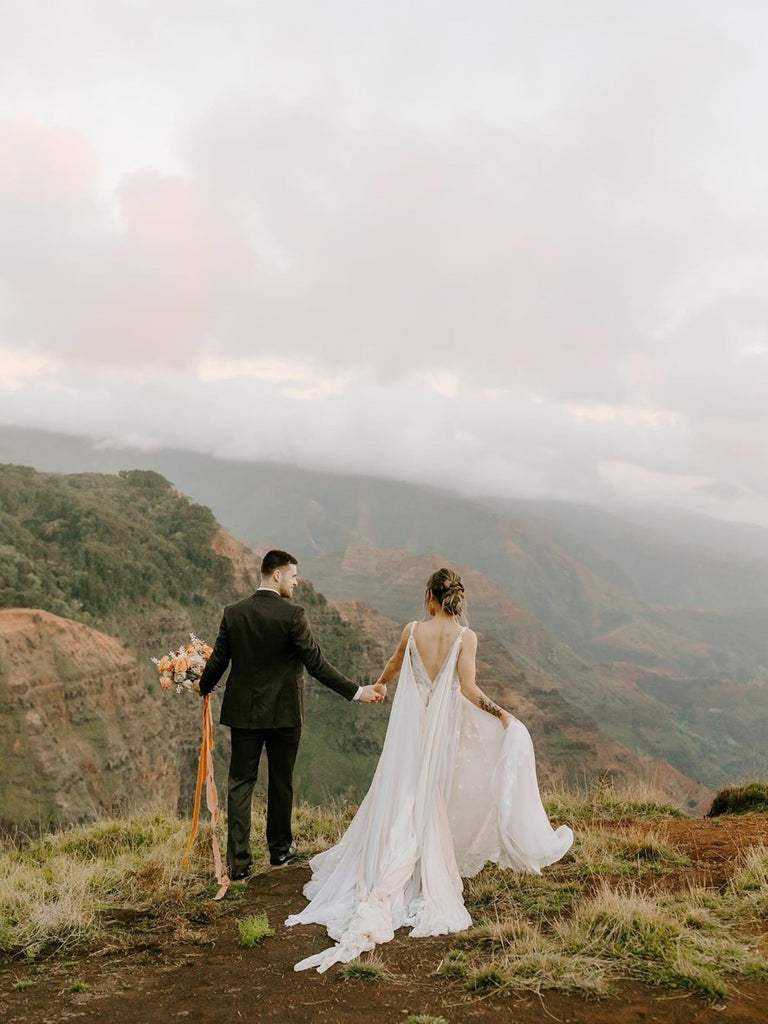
[1,429,766,792]
[321,543,768,789]
[0,463,709,826]
[490,494,768,613]
[0,609,173,828]
[3,427,768,662]
[0,466,392,825]
[5,425,768,619]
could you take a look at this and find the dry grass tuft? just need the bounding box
[728,844,768,918]
[556,881,768,999]
[1,811,235,956]
[446,906,614,997]
[543,773,685,822]
[340,953,390,983]
[565,825,690,879]
[452,875,768,1002]
[289,800,356,858]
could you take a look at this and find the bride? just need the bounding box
[285,568,573,972]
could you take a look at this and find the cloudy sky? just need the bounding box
[1,1,768,524]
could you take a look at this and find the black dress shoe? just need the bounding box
[230,865,253,881]
[269,843,297,867]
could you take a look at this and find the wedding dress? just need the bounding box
[285,622,573,972]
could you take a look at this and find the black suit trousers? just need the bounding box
[227,725,302,874]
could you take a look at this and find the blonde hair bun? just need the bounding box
[425,567,466,617]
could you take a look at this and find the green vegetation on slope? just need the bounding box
[3,430,768,792]
[0,465,233,623]
[0,464,394,819]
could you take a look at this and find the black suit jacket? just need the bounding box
[198,590,358,728]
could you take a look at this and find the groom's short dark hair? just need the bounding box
[261,549,298,577]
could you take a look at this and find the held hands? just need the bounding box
[358,682,387,704]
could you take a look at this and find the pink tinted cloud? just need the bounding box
[0,109,667,394]
[1,119,216,364]
[0,98,766,420]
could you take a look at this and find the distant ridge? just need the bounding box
[2,426,768,793]
[0,460,711,825]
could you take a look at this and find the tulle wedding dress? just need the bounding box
[285,622,573,972]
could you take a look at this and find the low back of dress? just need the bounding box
[408,621,466,707]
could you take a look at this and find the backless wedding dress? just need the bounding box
[285,622,573,972]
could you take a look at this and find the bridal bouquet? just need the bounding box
[152,632,229,899]
[152,634,213,694]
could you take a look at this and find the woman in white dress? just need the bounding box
[285,568,573,972]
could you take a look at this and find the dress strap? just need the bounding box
[409,620,418,639]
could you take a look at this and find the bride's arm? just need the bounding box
[374,624,412,690]
[457,630,514,728]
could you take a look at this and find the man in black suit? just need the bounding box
[198,549,384,878]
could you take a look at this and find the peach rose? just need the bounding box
[173,656,189,674]
[158,656,173,673]
[160,674,174,690]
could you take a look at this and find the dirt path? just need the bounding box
[3,817,768,1024]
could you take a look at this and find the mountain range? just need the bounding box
[3,425,768,822]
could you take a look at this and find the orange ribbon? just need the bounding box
[183,695,230,900]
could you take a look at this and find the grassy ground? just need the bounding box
[441,777,768,1001]
[2,780,767,1005]
[0,798,355,959]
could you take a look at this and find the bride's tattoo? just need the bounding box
[478,694,504,719]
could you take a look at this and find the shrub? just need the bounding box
[708,783,768,817]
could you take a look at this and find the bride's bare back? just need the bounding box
[412,618,463,683]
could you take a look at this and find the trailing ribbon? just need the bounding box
[183,695,230,900]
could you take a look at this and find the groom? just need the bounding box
[198,549,384,879]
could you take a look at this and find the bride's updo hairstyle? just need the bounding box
[425,568,466,617]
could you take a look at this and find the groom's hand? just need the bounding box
[357,684,385,704]
[373,681,387,701]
